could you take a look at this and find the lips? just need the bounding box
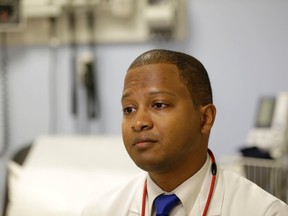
[132,136,157,147]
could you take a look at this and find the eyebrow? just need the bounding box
[121,90,176,102]
[121,93,132,102]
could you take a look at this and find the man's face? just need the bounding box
[121,63,206,174]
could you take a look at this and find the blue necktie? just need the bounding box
[154,194,180,216]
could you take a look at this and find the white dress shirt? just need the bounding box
[146,155,210,215]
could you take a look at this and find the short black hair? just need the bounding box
[128,49,213,107]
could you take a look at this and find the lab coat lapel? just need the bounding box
[128,184,143,216]
[190,165,224,216]
[127,173,147,216]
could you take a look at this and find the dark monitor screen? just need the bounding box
[255,97,276,128]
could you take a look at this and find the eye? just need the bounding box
[152,102,168,110]
[123,106,136,114]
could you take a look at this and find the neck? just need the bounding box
[148,152,207,192]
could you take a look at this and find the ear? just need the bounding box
[200,104,216,134]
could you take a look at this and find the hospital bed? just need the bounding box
[3,135,142,216]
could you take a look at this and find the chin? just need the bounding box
[134,159,168,174]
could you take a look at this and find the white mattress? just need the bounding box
[6,135,142,216]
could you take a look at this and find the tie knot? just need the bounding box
[154,194,180,216]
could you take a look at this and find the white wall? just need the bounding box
[5,0,288,157]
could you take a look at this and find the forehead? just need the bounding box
[124,63,180,87]
[122,63,189,99]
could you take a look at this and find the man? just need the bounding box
[82,49,288,215]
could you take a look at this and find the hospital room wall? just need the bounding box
[4,0,288,160]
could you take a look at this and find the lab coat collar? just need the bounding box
[193,160,224,216]
[128,159,225,216]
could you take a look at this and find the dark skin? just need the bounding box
[121,63,216,191]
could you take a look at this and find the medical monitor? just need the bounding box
[255,97,276,128]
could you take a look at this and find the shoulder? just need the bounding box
[219,167,288,215]
[221,167,274,198]
[81,172,147,216]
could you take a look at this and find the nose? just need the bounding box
[131,109,153,132]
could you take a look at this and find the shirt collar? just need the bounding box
[146,154,210,215]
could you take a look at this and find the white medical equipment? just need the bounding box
[246,92,288,158]
[221,92,288,203]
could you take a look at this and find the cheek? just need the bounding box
[121,121,130,144]
[121,127,132,156]
[159,113,201,144]
[156,117,185,148]
[122,118,129,134]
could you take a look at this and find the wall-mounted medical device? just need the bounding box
[246,92,288,158]
[0,0,22,31]
[1,0,187,45]
[144,0,177,39]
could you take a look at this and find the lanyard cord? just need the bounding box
[141,180,148,216]
[141,149,217,216]
[203,149,217,216]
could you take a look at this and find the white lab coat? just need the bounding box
[82,162,288,216]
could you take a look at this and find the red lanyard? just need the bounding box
[141,149,217,216]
